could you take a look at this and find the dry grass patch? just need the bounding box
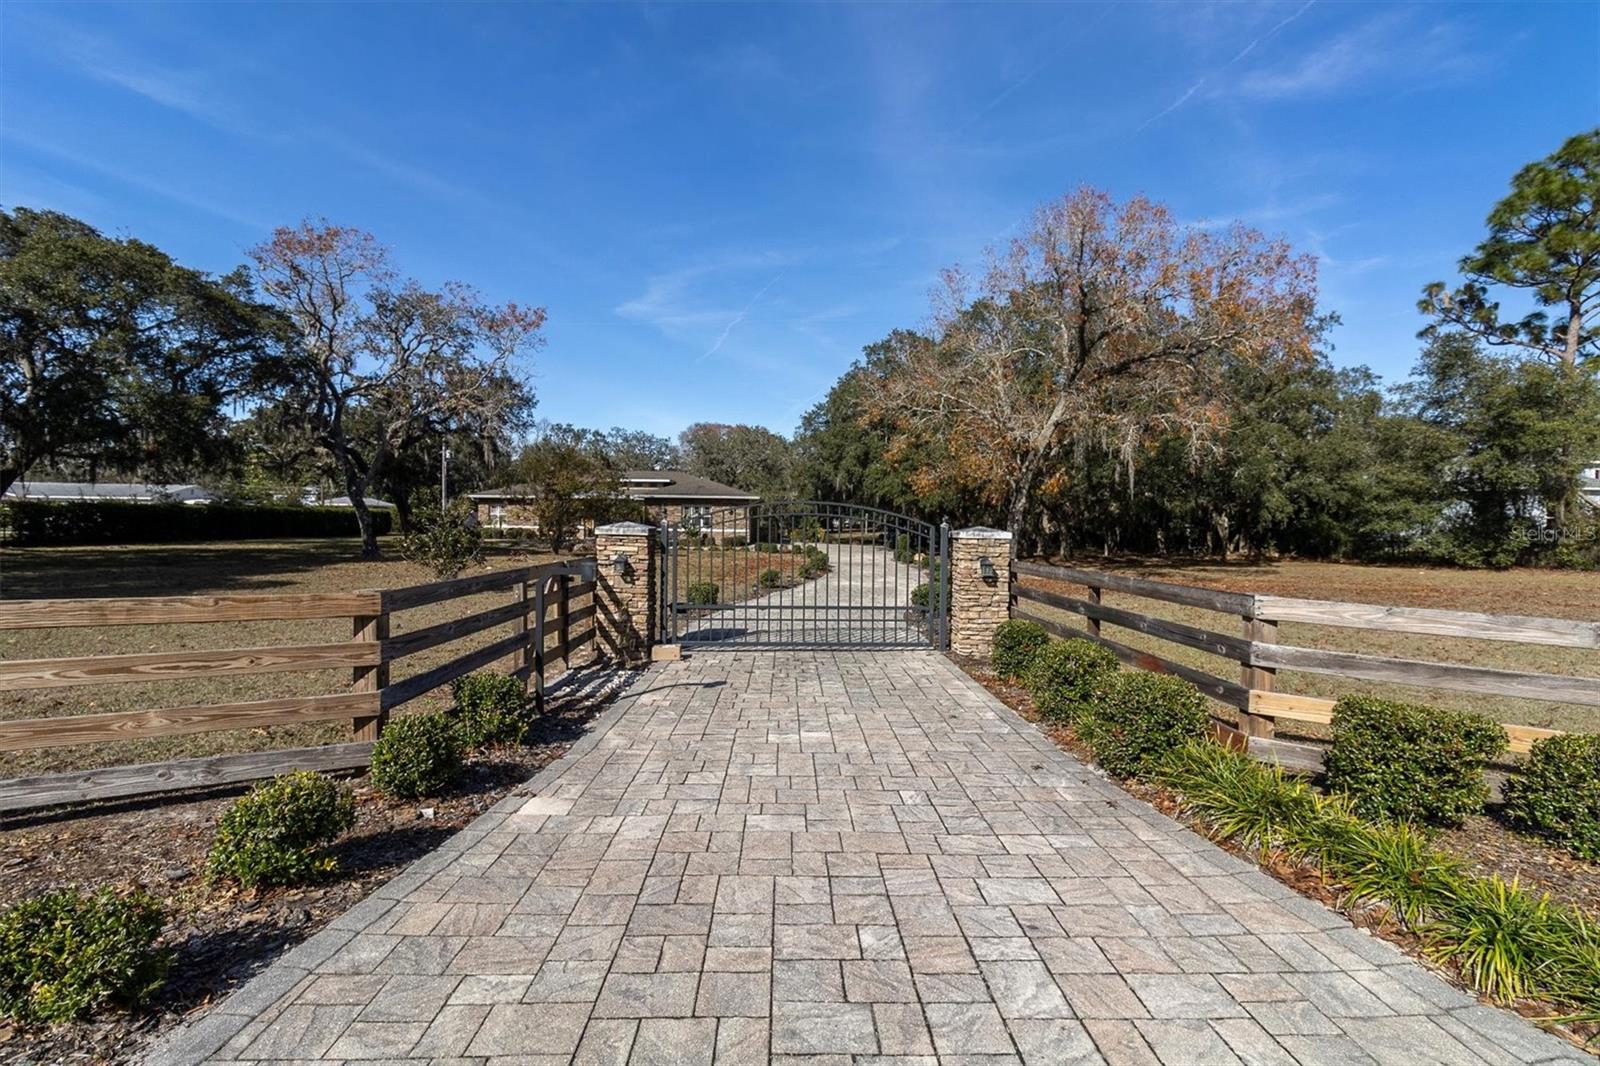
[1025,556,1598,736]
[0,539,568,777]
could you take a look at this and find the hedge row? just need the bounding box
[991,621,1599,851]
[1,500,391,545]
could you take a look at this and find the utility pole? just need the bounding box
[441,447,452,507]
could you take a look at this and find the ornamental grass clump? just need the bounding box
[1149,739,1600,1017]
[450,671,532,747]
[207,771,356,888]
[1324,695,1507,826]
[1501,732,1600,861]
[1078,671,1209,778]
[990,619,1049,681]
[1023,638,1119,723]
[0,888,169,1024]
[370,713,466,799]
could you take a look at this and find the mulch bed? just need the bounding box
[0,667,636,1066]
[953,655,1599,1054]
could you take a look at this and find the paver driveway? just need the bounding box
[148,651,1587,1066]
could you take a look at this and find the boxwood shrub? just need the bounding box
[758,568,782,589]
[1501,732,1600,860]
[1079,671,1210,778]
[991,619,1049,680]
[0,888,169,1023]
[450,671,532,746]
[207,771,356,888]
[686,581,720,605]
[370,714,466,799]
[1024,638,1119,722]
[1324,695,1507,827]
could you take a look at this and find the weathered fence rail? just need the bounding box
[0,559,597,813]
[1009,560,1594,771]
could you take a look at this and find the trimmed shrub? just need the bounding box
[1501,732,1600,860]
[798,546,830,579]
[399,500,484,578]
[1324,695,1507,827]
[686,581,720,605]
[911,583,930,608]
[1024,638,1118,722]
[370,714,466,799]
[758,568,782,589]
[450,672,532,746]
[991,619,1049,680]
[1079,671,1209,778]
[207,771,356,888]
[0,500,390,546]
[0,888,169,1023]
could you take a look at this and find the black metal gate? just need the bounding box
[660,501,948,649]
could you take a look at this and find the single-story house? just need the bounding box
[318,495,397,511]
[469,470,759,539]
[2,481,218,505]
[1580,462,1600,510]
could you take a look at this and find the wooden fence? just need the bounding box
[0,559,597,814]
[1009,560,1598,772]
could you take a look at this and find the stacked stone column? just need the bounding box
[949,527,1012,660]
[594,522,657,666]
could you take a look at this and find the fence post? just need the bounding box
[514,577,531,695]
[948,527,1012,659]
[594,521,658,665]
[557,574,571,672]
[1085,586,1102,638]
[352,605,389,741]
[533,579,548,714]
[1239,613,1277,738]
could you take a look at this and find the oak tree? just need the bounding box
[249,221,542,556]
[1,207,279,496]
[859,187,1320,553]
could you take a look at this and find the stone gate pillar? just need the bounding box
[949,527,1012,659]
[594,521,657,665]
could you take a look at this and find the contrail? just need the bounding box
[698,271,786,362]
[1134,0,1315,134]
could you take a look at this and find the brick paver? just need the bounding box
[146,651,1589,1065]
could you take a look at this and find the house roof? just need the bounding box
[470,470,758,503]
[3,481,217,503]
[320,496,397,510]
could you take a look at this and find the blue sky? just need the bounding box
[3,2,1596,439]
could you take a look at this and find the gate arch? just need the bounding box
[659,500,948,649]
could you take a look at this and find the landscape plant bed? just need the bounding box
[0,668,633,1065]
[954,654,1600,1053]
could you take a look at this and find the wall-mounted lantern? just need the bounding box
[610,553,631,577]
[978,556,997,581]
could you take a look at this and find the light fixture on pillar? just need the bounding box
[610,553,630,577]
[978,556,997,581]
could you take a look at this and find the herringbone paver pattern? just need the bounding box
[147,651,1588,1065]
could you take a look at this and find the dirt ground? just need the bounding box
[0,665,635,1066]
[0,539,569,777]
[1025,555,1599,735]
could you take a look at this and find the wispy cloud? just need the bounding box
[2,129,272,230]
[25,13,498,215]
[1237,9,1485,99]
